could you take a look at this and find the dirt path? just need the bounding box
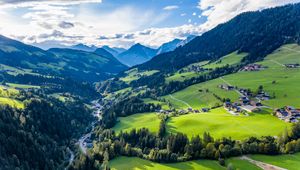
[169,94,191,108]
[270,60,285,67]
[240,156,287,170]
[219,77,244,96]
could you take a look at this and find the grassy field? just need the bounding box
[109,156,265,170]
[112,113,160,134]
[166,72,203,83]
[226,157,261,170]
[143,98,170,110]
[0,86,24,109]
[163,78,239,109]
[166,61,210,82]
[7,83,40,89]
[109,156,225,170]
[221,44,300,108]
[203,52,247,69]
[121,68,159,83]
[167,108,290,140]
[0,97,24,109]
[250,153,300,170]
[163,44,300,110]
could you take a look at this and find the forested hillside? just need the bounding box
[138,4,300,72]
[0,35,127,82]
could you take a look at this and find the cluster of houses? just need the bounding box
[285,64,300,68]
[240,64,267,71]
[224,96,262,115]
[157,107,210,115]
[179,65,208,74]
[275,106,300,123]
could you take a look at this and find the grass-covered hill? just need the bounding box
[0,35,128,83]
[137,3,300,72]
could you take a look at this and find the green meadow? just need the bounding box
[163,44,300,109]
[250,153,300,170]
[0,86,24,109]
[7,83,40,89]
[121,68,159,83]
[163,78,239,109]
[109,156,225,170]
[167,108,290,140]
[109,156,265,170]
[225,157,261,170]
[112,112,160,134]
[166,71,203,83]
[203,52,247,69]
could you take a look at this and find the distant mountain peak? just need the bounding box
[116,43,157,67]
[70,43,97,52]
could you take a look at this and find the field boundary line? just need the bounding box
[270,60,285,67]
[219,77,244,96]
[282,47,300,54]
[240,156,287,170]
[169,94,191,108]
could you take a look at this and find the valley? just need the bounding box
[1,2,300,170]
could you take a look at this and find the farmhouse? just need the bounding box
[239,88,253,97]
[224,102,242,113]
[158,109,172,114]
[285,64,300,68]
[201,108,210,112]
[240,64,266,71]
[239,96,250,105]
[256,92,270,101]
[218,84,235,91]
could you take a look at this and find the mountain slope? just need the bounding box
[102,45,126,57]
[116,43,157,67]
[156,39,181,55]
[48,48,128,81]
[137,4,300,72]
[70,43,97,52]
[94,48,115,59]
[156,36,197,55]
[0,35,127,82]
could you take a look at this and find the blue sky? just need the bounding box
[0,0,299,49]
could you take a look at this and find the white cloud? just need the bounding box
[198,0,300,30]
[0,0,102,7]
[0,0,299,49]
[163,5,179,11]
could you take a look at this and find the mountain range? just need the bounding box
[0,35,128,82]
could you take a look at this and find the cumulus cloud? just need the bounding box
[198,0,300,30]
[163,5,179,10]
[58,21,75,29]
[0,0,298,49]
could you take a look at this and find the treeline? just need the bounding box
[101,97,161,128]
[0,95,93,170]
[96,78,129,93]
[2,72,99,100]
[72,122,300,169]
